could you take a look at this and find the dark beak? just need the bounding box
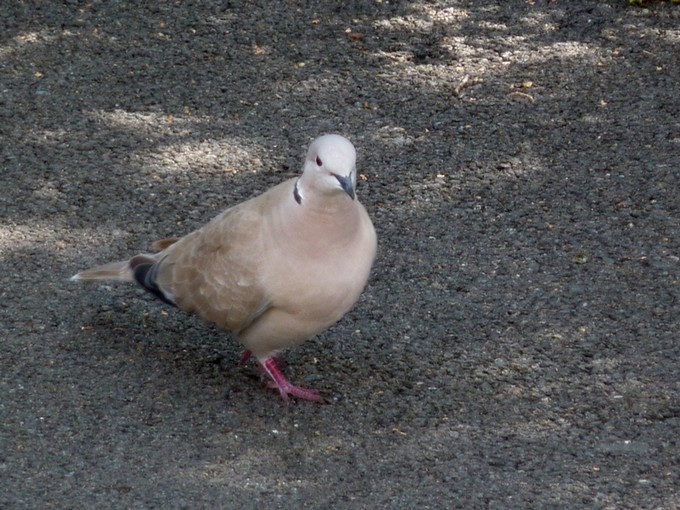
[333,173,355,200]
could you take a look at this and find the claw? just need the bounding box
[260,357,327,404]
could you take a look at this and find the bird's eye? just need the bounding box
[316,156,323,167]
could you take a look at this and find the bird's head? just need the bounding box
[296,134,357,203]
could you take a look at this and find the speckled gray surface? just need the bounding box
[1,1,679,508]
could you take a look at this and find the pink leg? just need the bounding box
[239,350,252,365]
[239,350,286,370]
[260,357,327,404]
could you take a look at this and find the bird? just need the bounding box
[70,134,377,403]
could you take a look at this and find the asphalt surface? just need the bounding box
[1,1,679,509]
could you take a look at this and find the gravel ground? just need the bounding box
[1,1,679,508]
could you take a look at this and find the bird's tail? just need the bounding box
[70,254,156,282]
[70,259,134,282]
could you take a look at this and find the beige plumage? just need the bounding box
[71,134,377,403]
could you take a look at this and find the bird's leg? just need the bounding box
[239,350,253,365]
[239,350,286,369]
[260,357,327,404]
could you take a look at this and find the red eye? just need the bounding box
[316,156,323,166]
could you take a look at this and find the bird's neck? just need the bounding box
[293,178,355,217]
[269,179,361,249]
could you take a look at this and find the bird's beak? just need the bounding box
[333,173,355,200]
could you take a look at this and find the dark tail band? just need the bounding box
[132,262,175,306]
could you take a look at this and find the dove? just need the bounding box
[71,134,377,403]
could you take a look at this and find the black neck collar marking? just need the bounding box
[293,179,302,205]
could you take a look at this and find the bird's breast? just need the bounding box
[267,221,373,317]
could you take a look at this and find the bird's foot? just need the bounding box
[260,357,327,404]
